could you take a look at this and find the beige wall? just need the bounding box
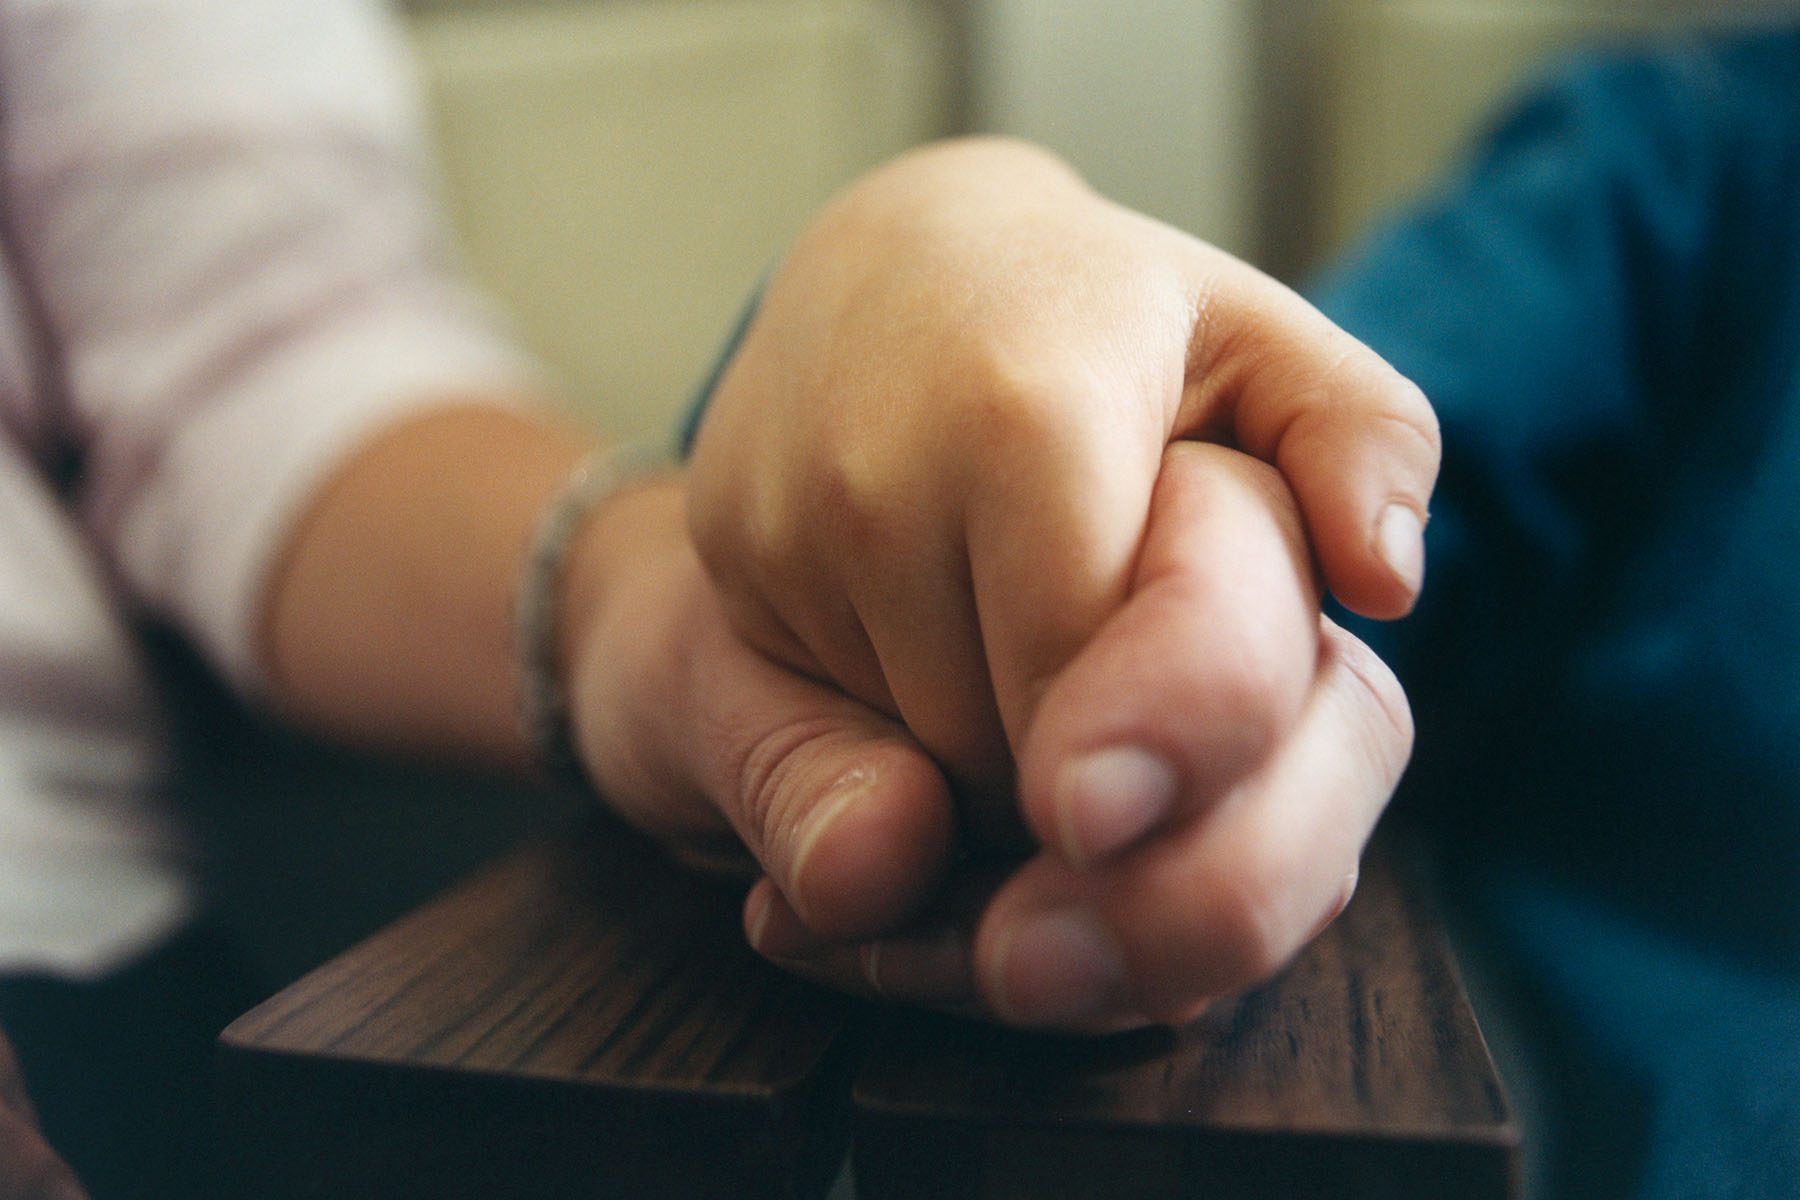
[970,0,1261,257]
[967,1,1800,274]
[401,0,1800,440]
[404,0,953,438]
[1308,0,1800,264]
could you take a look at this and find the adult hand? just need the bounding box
[727,443,1414,1030]
[0,1026,85,1200]
[560,476,961,945]
[687,137,1438,858]
[260,405,964,971]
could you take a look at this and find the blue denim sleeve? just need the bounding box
[1307,37,1760,693]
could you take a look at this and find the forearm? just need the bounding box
[261,402,595,770]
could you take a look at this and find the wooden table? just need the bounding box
[218,822,1519,1199]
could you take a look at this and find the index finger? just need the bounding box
[1176,254,1442,620]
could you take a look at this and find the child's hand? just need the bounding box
[688,137,1438,855]
[735,443,1413,1030]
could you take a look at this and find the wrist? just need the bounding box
[515,445,679,786]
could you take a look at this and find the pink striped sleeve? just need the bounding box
[0,0,545,691]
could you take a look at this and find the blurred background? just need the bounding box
[396,0,1800,441]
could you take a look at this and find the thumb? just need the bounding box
[1178,256,1441,619]
[585,577,959,945]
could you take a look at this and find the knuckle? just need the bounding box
[687,473,800,607]
[1369,403,1444,475]
[1204,845,1304,990]
[809,445,902,554]
[1386,373,1444,456]
[1155,591,1306,771]
[730,714,848,864]
[964,351,1091,452]
[1217,638,1305,755]
[0,1111,76,1200]
[1331,626,1416,768]
[1271,342,1442,470]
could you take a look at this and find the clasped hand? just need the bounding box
[574,138,1440,1033]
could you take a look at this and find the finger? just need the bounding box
[975,619,1412,1030]
[693,393,1012,810]
[1017,441,1319,868]
[959,367,1168,759]
[1176,257,1441,619]
[744,876,983,1007]
[836,517,1013,804]
[581,554,957,944]
[0,1105,86,1200]
[0,1032,38,1124]
[699,510,898,720]
[845,353,1172,846]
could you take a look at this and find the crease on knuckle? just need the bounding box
[1366,404,1444,473]
[732,714,851,869]
[1332,631,1416,779]
[1262,341,1431,456]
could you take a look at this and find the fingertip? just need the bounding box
[981,905,1129,1029]
[1051,745,1179,868]
[744,878,814,960]
[788,750,956,941]
[1374,501,1425,602]
[1312,497,1428,622]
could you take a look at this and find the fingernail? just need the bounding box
[1376,502,1425,595]
[991,908,1127,1026]
[1055,747,1179,867]
[1331,867,1360,923]
[746,886,814,960]
[862,929,973,1002]
[1311,868,1360,940]
[789,765,878,921]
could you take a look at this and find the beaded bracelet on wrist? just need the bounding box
[514,440,670,790]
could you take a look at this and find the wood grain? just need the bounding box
[852,846,1520,1199]
[217,823,855,1199]
[218,827,1517,1199]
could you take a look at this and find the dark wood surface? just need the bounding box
[218,829,1517,1199]
[216,825,855,1199]
[853,848,1518,1199]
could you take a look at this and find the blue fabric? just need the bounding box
[1311,31,1800,1200]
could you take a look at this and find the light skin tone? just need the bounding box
[0,1028,84,1200]
[269,140,1439,1036]
[4,134,1440,1196]
[687,137,1440,1028]
[7,404,959,1200]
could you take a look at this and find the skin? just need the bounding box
[1,143,1440,1187]
[0,1028,83,1200]
[2,402,963,1198]
[263,405,962,945]
[686,137,1440,1029]
[260,140,1436,1039]
[0,134,1441,1190]
[255,356,1417,1037]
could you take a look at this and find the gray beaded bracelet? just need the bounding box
[515,441,670,787]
